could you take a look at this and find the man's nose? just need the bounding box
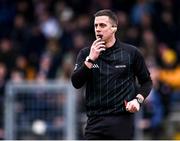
[96,27,101,32]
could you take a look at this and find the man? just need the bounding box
[71,9,152,139]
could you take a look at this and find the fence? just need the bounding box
[4,80,77,140]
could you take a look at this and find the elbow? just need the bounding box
[149,78,153,89]
[71,81,82,89]
[71,75,83,89]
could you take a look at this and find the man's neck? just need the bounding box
[105,36,116,48]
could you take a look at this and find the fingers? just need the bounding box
[129,106,138,113]
[89,38,106,60]
[92,38,105,48]
[96,47,106,53]
[126,105,137,113]
[125,100,140,113]
[90,39,105,58]
[92,38,102,46]
[92,43,105,54]
[95,41,105,48]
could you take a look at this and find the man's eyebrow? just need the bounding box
[94,23,106,26]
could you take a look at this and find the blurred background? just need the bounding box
[0,0,180,140]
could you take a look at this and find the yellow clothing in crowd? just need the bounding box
[159,65,180,89]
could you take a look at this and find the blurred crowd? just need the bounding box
[0,0,180,139]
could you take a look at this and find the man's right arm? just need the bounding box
[71,49,93,89]
[71,38,105,89]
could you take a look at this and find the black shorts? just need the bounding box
[85,114,135,140]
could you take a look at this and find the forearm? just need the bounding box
[126,80,152,113]
[71,62,92,89]
[137,79,152,99]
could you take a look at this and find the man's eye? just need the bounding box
[94,24,106,28]
[100,24,106,27]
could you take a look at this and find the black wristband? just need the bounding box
[135,97,143,106]
[85,56,95,64]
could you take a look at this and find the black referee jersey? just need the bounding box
[71,39,152,116]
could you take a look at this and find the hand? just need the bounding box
[89,38,106,60]
[125,99,140,113]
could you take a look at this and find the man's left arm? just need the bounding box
[126,49,152,113]
[133,49,152,99]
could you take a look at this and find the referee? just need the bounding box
[71,9,152,140]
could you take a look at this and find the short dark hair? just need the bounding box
[94,9,118,26]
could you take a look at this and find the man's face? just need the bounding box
[94,16,115,41]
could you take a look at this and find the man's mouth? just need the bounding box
[97,35,103,39]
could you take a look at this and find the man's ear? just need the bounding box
[111,26,117,33]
